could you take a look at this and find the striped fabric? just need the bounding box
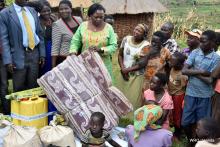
[51,17,80,56]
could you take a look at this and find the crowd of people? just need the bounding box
[1,0,220,147]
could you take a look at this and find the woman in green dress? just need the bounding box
[69,3,117,80]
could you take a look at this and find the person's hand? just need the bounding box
[88,46,97,52]
[121,68,130,81]
[88,46,103,53]
[6,64,16,73]
[121,67,130,75]
[200,70,210,76]
[39,57,45,68]
[122,72,129,81]
[69,52,77,56]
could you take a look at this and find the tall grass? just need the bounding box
[154,8,211,41]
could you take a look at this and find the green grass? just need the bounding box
[164,1,220,29]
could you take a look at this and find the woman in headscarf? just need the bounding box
[126,104,173,147]
[117,24,150,119]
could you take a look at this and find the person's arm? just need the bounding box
[137,52,151,69]
[211,63,220,78]
[196,75,213,84]
[118,39,129,80]
[123,53,150,73]
[51,56,57,68]
[0,13,14,73]
[51,22,62,67]
[121,65,142,74]
[35,8,45,59]
[100,25,117,55]
[182,64,207,76]
[104,130,121,147]
[34,8,45,67]
[182,50,210,76]
[69,23,82,54]
[108,139,122,147]
[118,37,126,69]
[123,45,151,73]
[118,48,124,69]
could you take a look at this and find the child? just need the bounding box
[182,30,220,146]
[144,72,174,130]
[81,112,121,147]
[126,104,173,147]
[168,52,188,139]
[195,118,220,147]
[182,29,201,57]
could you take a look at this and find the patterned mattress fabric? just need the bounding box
[37,50,133,137]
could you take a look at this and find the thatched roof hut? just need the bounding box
[100,0,168,41]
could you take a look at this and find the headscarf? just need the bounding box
[134,104,163,141]
[137,23,149,39]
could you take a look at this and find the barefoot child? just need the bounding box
[81,112,121,147]
[168,52,188,138]
[144,72,174,129]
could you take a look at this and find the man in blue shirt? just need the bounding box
[0,0,45,92]
[182,30,220,146]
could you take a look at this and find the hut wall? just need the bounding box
[113,13,154,42]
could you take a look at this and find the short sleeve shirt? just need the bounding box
[185,48,220,98]
[81,129,112,146]
[144,89,173,110]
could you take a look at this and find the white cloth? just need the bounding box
[121,36,150,69]
[0,126,10,147]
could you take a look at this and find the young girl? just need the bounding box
[168,52,187,138]
[144,72,173,129]
[195,118,220,147]
[81,112,121,147]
